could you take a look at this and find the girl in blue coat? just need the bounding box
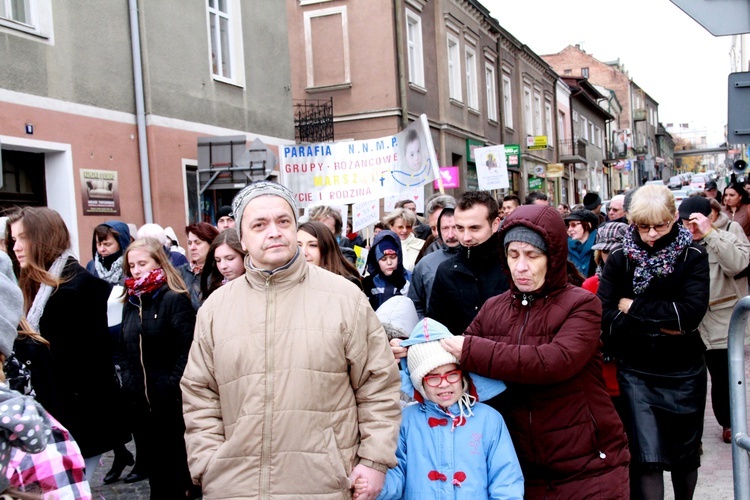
[367,318,523,500]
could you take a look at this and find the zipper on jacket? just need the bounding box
[260,273,274,497]
[136,296,151,407]
[515,308,531,345]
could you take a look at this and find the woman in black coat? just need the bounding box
[598,185,710,500]
[5,207,121,481]
[121,237,197,499]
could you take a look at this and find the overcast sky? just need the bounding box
[481,0,731,145]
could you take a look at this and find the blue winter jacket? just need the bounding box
[567,228,597,278]
[378,399,524,500]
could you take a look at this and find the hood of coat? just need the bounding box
[713,210,731,231]
[499,204,568,294]
[366,230,405,276]
[91,220,131,260]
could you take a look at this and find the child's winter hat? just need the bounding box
[400,318,506,403]
[374,238,399,261]
[375,296,419,341]
[404,319,458,398]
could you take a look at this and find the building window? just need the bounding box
[0,0,30,24]
[502,74,513,129]
[447,34,461,101]
[590,122,595,145]
[523,86,532,136]
[465,46,478,110]
[485,64,497,122]
[0,0,53,39]
[581,116,588,141]
[533,92,542,136]
[563,69,572,75]
[304,6,350,89]
[545,101,553,142]
[405,9,424,88]
[207,0,245,86]
[595,126,602,148]
[558,110,565,142]
[581,67,589,78]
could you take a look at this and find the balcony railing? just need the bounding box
[558,139,587,160]
[294,98,334,143]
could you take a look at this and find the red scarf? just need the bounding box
[125,268,167,297]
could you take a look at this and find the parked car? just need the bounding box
[690,175,707,190]
[671,189,690,207]
[645,180,665,186]
[668,175,683,189]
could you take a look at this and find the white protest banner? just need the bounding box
[475,144,510,190]
[352,199,380,233]
[384,186,425,213]
[281,114,439,208]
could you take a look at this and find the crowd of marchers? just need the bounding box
[0,176,747,500]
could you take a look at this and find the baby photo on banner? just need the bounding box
[280,114,439,207]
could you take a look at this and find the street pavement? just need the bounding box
[88,350,747,500]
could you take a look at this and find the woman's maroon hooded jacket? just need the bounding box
[460,204,630,499]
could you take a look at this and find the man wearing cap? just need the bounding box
[583,192,606,225]
[680,194,750,444]
[215,205,235,231]
[181,181,401,499]
[704,180,721,202]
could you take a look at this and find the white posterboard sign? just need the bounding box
[474,144,510,190]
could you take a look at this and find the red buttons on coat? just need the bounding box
[428,470,447,481]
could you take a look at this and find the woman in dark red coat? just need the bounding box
[442,204,630,499]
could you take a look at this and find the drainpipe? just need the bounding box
[129,0,154,223]
[394,0,409,129]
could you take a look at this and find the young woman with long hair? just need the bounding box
[200,229,247,300]
[5,206,121,482]
[297,221,361,287]
[120,238,198,499]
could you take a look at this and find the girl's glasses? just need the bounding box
[423,370,463,387]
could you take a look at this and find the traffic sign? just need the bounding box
[670,0,750,36]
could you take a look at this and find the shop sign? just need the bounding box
[505,144,521,167]
[526,136,548,150]
[528,176,544,190]
[546,163,564,178]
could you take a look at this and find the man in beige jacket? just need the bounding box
[181,181,401,499]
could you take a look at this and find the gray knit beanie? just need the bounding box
[504,226,547,253]
[231,181,299,238]
[0,252,22,358]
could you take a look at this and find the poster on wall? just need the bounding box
[280,115,439,207]
[474,145,509,190]
[80,169,120,216]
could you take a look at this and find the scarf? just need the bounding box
[622,224,693,294]
[27,250,76,332]
[568,229,597,277]
[190,262,204,275]
[94,254,123,284]
[125,268,167,297]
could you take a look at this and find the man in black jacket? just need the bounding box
[426,191,509,335]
